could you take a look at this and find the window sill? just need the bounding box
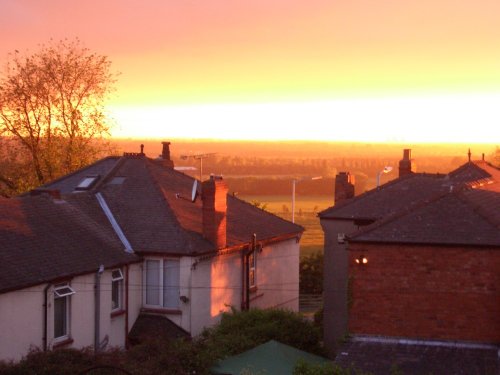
[141,307,182,315]
[52,337,74,349]
[111,309,126,318]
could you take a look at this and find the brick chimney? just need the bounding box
[158,141,174,168]
[398,149,413,177]
[202,175,228,249]
[334,172,355,205]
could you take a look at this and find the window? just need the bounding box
[53,284,75,340]
[75,175,99,190]
[145,259,180,309]
[111,269,124,311]
[249,250,257,288]
[109,176,126,185]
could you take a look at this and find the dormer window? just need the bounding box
[75,175,100,190]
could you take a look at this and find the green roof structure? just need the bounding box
[211,340,331,374]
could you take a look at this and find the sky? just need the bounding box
[1,0,500,143]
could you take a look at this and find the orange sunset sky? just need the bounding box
[1,0,500,143]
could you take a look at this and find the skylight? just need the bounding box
[109,176,126,185]
[75,175,99,190]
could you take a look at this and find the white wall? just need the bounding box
[0,284,45,361]
[0,265,137,362]
[189,251,242,336]
[251,238,300,312]
[188,237,300,336]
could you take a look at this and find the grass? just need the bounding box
[240,195,332,257]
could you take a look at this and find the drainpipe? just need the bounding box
[42,284,51,351]
[95,265,104,354]
[125,265,129,349]
[241,234,257,311]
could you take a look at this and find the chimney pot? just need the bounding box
[202,177,228,249]
[140,144,144,155]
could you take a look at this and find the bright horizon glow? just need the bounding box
[110,92,500,143]
[2,1,500,144]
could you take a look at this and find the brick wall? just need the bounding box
[348,243,500,343]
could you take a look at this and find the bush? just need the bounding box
[0,309,324,375]
[197,307,325,361]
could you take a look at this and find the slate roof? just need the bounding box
[0,195,140,294]
[335,337,499,375]
[350,188,500,246]
[319,160,500,247]
[319,161,499,221]
[36,156,121,194]
[44,155,303,255]
[319,173,447,220]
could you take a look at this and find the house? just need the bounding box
[0,141,303,361]
[0,193,141,361]
[319,149,500,359]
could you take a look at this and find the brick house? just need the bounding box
[320,150,500,357]
[0,142,303,361]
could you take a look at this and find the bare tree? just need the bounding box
[0,39,117,196]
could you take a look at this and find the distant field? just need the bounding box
[240,195,332,257]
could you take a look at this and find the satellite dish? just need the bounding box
[191,180,198,202]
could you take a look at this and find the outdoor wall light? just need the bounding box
[355,256,368,265]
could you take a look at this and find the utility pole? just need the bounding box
[180,153,216,182]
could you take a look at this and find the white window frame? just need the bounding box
[111,269,124,311]
[53,283,75,341]
[75,175,99,190]
[143,258,180,310]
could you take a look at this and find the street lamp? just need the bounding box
[292,176,322,223]
[376,166,393,187]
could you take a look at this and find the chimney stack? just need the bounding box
[202,175,228,249]
[398,149,413,177]
[158,141,174,168]
[334,172,355,205]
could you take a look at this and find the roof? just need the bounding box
[43,155,303,255]
[0,195,140,294]
[350,188,500,247]
[319,173,447,220]
[335,337,499,375]
[320,160,500,247]
[319,161,499,221]
[211,340,331,375]
[128,313,191,344]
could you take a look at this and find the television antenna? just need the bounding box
[180,153,216,182]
